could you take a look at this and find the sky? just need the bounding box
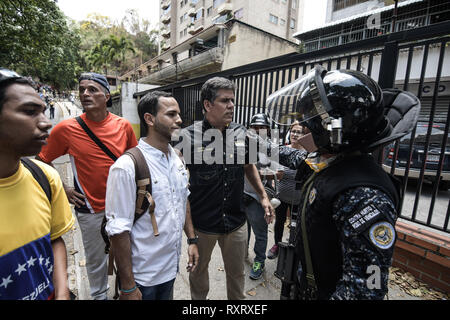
[57,0,160,27]
[57,0,328,33]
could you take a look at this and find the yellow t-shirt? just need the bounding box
[0,160,74,300]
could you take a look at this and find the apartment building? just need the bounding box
[160,0,304,50]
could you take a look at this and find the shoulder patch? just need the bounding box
[369,221,395,250]
[348,204,382,232]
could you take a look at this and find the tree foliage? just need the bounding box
[0,0,82,89]
[0,1,159,90]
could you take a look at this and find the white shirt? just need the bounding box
[105,139,190,286]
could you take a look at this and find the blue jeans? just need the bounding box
[245,196,267,264]
[136,278,175,300]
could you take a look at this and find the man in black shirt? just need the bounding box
[176,77,274,300]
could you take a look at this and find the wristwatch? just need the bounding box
[187,235,199,245]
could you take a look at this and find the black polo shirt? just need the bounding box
[176,119,255,234]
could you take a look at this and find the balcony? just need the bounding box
[161,14,171,24]
[139,47,224,85]
[161,43,171,51]
[161,28,171,38]
[218,3,233,16]
[187,24,196,34]
[161,0,170,10]
[188,24,204,35]
[188,8,196,17]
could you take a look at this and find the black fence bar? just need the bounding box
[411,42,430,222]
[426,41,447,226]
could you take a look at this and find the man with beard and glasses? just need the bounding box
[105,91,198,300]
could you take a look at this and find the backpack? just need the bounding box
[100,147,158,255]
[21,158,52,203]
[100,146,160,300]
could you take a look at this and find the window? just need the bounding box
[292,0,297,9]
[333,0,370,11]
[207,6,212,16]
[281,0,287,4]
[191,0,199,5]
[180,31,184,38]
[213,14,228,24]
[280,18,286,26]
[180,16,184,23]
[196,8,204,20]
[213,0,225,9]
[180,0,184,8]
[290,18,296,29]
[269,14,278,25]
[234,8,244,20]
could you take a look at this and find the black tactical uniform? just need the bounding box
[279,150,400,299]
[267,66,420,300]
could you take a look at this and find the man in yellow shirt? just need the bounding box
[0,68,74,300]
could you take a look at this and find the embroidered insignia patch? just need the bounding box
[308,188,317,204]
[369,221,395,250]
[348,204,381,233]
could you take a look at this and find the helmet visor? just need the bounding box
[266,67,332,126]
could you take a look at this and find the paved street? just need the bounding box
[54,100,429,301]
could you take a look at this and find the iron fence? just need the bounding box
[135,21,450,233]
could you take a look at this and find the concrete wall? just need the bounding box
[222,22,298,70]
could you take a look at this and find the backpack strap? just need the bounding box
[21,158,52,204]
[124,147,158,236]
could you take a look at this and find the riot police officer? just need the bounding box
[267,66,420,300]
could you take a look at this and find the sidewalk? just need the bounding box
[63,202,423,300]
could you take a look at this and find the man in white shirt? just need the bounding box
[105,91,199,300]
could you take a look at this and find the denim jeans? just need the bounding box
[136,278,175,300]
[245,196,267,264]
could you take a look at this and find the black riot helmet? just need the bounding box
[250,113,270,127]
[266,65,389,154]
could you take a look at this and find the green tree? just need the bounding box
[0,0,82,90]
[102,35,136,75]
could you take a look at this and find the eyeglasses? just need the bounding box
[291,130,303,135]
[0,68,22,84]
